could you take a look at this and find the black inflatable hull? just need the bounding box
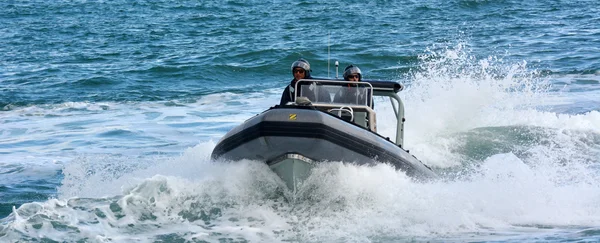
[212,106,437,182]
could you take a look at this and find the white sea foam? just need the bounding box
[4,150,600,242]
[371,43,600,169]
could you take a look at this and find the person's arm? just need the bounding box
[279,86,290,105]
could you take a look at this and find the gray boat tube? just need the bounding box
[211,106,437,181]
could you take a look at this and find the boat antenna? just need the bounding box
[328,31,330,78]
[335,61,339,79]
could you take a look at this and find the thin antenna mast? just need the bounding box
[335,61,339,79]
[328,31,330,78]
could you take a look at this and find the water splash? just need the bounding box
[373,42,600,170]
[3,153,600,242]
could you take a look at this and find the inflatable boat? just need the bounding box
[212,79,437,191]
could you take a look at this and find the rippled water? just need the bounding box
[1,0,600,242]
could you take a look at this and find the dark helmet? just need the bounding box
[291,58,311,78]
[343,65,362,81]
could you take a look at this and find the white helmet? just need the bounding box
[343,65,361,81]
[291,58,311,78]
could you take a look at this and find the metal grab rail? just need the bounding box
[292,79,405,148]
[374,90,405,148]
[328,106,354,122]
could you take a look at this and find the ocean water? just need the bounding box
[1,0,600,242]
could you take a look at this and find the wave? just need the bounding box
[2,146,599,242]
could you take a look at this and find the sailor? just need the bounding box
[334,65,373,107]
[279,58,312,105]
[343,64,362,82]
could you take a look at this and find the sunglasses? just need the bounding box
[293,69,305,74]
[347,74,359,79]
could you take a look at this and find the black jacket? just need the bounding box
[279,79,296,105]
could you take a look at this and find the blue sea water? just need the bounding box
[1,0,600,242]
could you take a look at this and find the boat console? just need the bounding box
[294,79,406,147]
[295,79,376,131]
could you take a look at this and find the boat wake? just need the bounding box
[2,143,599,242]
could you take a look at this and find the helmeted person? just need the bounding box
[334,65,373,107]
[343,64,362,82]
[279,58,312,105]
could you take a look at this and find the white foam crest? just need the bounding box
[5,150,600,242]
[4,173,288,242]
[461,153,600,225]
[371,43,600,168]
[404,43,549,141]
[58,141,216,198]
[493,109,600,132]
[5,147,294,242]
[287,158,600,241]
